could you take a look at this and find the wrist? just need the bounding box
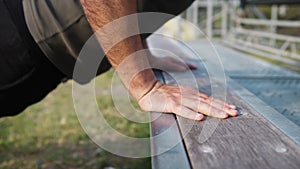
[128,69,162,101]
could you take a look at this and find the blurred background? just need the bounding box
[0,0,299,168]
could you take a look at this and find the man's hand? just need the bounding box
[81,0,238,121]
[138,81,238,121]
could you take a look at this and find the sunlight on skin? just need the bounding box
[138,85,238,120]
[142,35,238,119]
[80,0,238,121]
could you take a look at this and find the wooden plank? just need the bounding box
[236,18,300,28]
[198,41,300,144]
[234,28,300,43]
[150,70,191,169]
[243,0,300,5]
[150,113,191,169]
[162,65,300,169]
[149,39,300,168]
[227,78,300,146]
[223,40,300,67]
[232,38,300,59]
[164,39,300,169]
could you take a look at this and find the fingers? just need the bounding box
[204,97,238,116]
[168,58,189,71]
[179,88,238,118]
[182,98,229,118]
[168,61,188,71]
[186,63,197,70]
[201,97,238,117]
[169,58,197,70]
[164,57,197,71]
[206,97,231,108]
[139,84,238,120]
[197,92,209,99]
[172,105,204,121]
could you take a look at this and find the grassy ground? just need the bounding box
[0,70,151,169]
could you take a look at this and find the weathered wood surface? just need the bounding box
[151,70,191,169]
[185,41,300,144]
[152,40,300,169]
[163,72,300,169]
[150,112,190,169]
[216,43,300,127]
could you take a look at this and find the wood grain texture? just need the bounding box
[151,70,191,169]
[162,61,300,169]
[150,112,191,169]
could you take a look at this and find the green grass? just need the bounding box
[0,70,151,169]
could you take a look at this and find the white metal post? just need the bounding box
[186,4,193,22]
[192,0,199,26]
[270,5,278,46]
[206,0,213,39]
[222,0,228,38]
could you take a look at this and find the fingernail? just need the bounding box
[230,109,237,113]
[195,114,203,120]
[230,105,236,109]
[220,112,229,118]
[230,109,238,116]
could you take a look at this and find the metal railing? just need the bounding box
[180,0,300,66]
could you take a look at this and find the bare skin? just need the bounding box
[80,0,238,121]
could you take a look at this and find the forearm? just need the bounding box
[80,0,159,100]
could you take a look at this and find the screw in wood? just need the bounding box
[275,146,288,153]
[201,146,214,153]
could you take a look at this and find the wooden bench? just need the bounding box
[150,40,300,169]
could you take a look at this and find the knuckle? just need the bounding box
[172,104,182,112]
